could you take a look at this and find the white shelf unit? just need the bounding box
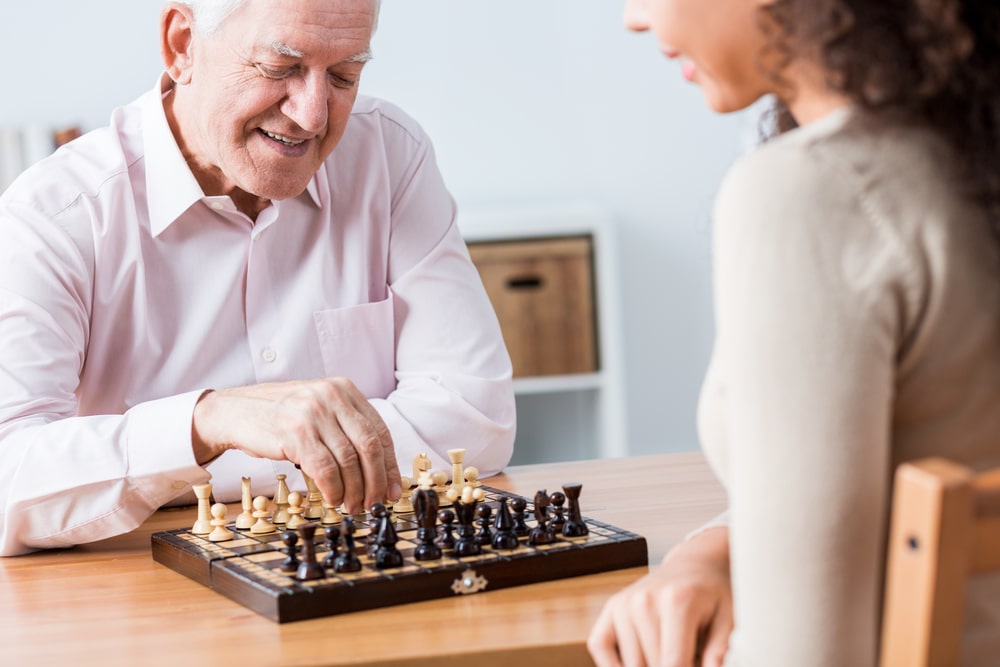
[458,204,627,464]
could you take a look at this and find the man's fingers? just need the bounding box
[587,602,624,667]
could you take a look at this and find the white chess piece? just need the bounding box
[208,503,234,542]
[191,483,213,535]
[235,477,254,530]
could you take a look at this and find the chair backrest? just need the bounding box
[880,457,1000,666]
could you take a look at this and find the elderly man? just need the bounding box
[0,0,515,556]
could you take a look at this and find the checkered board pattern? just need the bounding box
[151,485,648,623]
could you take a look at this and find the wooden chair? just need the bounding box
[880,457,1000,666]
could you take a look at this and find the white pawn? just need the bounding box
[208,503,234,542]
[321,501,342,525]
[235,477,254,530]
[286,491,307,529]
[191,483,213,535]
[464,466,481,488]
[393,476,414,513]
[250,495,276,534]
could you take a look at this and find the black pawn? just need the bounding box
[453,497,481,557]
[561,482,589,538]
[475,504,494,546]
[322,525,341,569]
[510,497,530,537]
[491,497,519,551]
[549,491,567,534]
[334,516,362,573]
[295,523,325,581]
[438,509,457,550]
[279,530,300,574]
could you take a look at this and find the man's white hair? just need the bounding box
[181,0,381,37]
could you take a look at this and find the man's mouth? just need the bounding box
[261,129,306,146]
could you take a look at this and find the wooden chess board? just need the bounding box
[151,485,648,623]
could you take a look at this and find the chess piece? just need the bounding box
[191,483,213,535]
[412,452,432,486]
[372,504,403,569]
[279,530,300,574]
[208,502,234,542]
[431,470,452,506]
[250,495,276,534]
[450,485,485,556]
[300,469,324,520]
[295,523,325,581]
[321,501,342,525]
[561,482,589,538]
[438,509,457,550]
[333,516,362,573]
[474,504,494,546]
[549,490,567,534]
[286,491,307,529]
[272,474,291,525]
[322,525,341,569]
[491,497,519,550]
[510,496,530,537]
[413,482,441,561]
[235,477,254,530]
[528,489,555,545]
[447,448,467,495]
[464,466,481,488]
[393,476,414,513]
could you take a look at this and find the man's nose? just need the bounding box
[282,72,329,133]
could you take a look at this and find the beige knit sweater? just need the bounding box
[696,106,1000,667]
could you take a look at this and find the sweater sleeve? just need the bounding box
[710,144,910,667]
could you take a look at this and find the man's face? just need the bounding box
[173,0,375,204]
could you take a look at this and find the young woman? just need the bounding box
[589,1,1000,665]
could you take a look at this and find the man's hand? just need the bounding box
[588,526,733,667]
[191,378,401,515]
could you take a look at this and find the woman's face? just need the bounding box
[623,0,776,113]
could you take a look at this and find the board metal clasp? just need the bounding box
[451,568,488,595]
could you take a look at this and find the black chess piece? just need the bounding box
[413,485,442,561]
[365,503,384,558]
[510,496,530,537]
[295,523,325,581]
[491,497,519,550]
[279,529,300,574]
[561,482,589,538]
[528,489,555,545]
[474,504,494,546]
[453,496,481,557]
[549,490,567,534]
[372,503,403,569]
[333,516,362,573]
[438,509,457,550]
[322,525,341,569]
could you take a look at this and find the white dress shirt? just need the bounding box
[0,76,515,556]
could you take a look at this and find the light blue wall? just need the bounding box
[1,1,756,457]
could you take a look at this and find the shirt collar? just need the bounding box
[141,73,325,237]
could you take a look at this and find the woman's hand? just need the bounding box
[588,525,733,667]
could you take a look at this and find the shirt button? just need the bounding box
[172,481,187,490]
[262,348,277,363]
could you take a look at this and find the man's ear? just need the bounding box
[161,2,196,85]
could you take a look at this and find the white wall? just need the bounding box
[1,1,754,458]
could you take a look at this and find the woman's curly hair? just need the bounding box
[759,0,1000,240]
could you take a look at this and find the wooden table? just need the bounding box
[0,452,725,667]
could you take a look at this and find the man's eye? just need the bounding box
[255,64,294,79]
[328,73,357,89]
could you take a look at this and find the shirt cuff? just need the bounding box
[125,389,212,507]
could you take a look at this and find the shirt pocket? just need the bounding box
[313,296,395,399]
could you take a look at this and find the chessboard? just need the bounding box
[151,484,648,623]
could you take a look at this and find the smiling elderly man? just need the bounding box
[0,0,514,556]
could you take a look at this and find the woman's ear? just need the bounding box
[161,2,196,85]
